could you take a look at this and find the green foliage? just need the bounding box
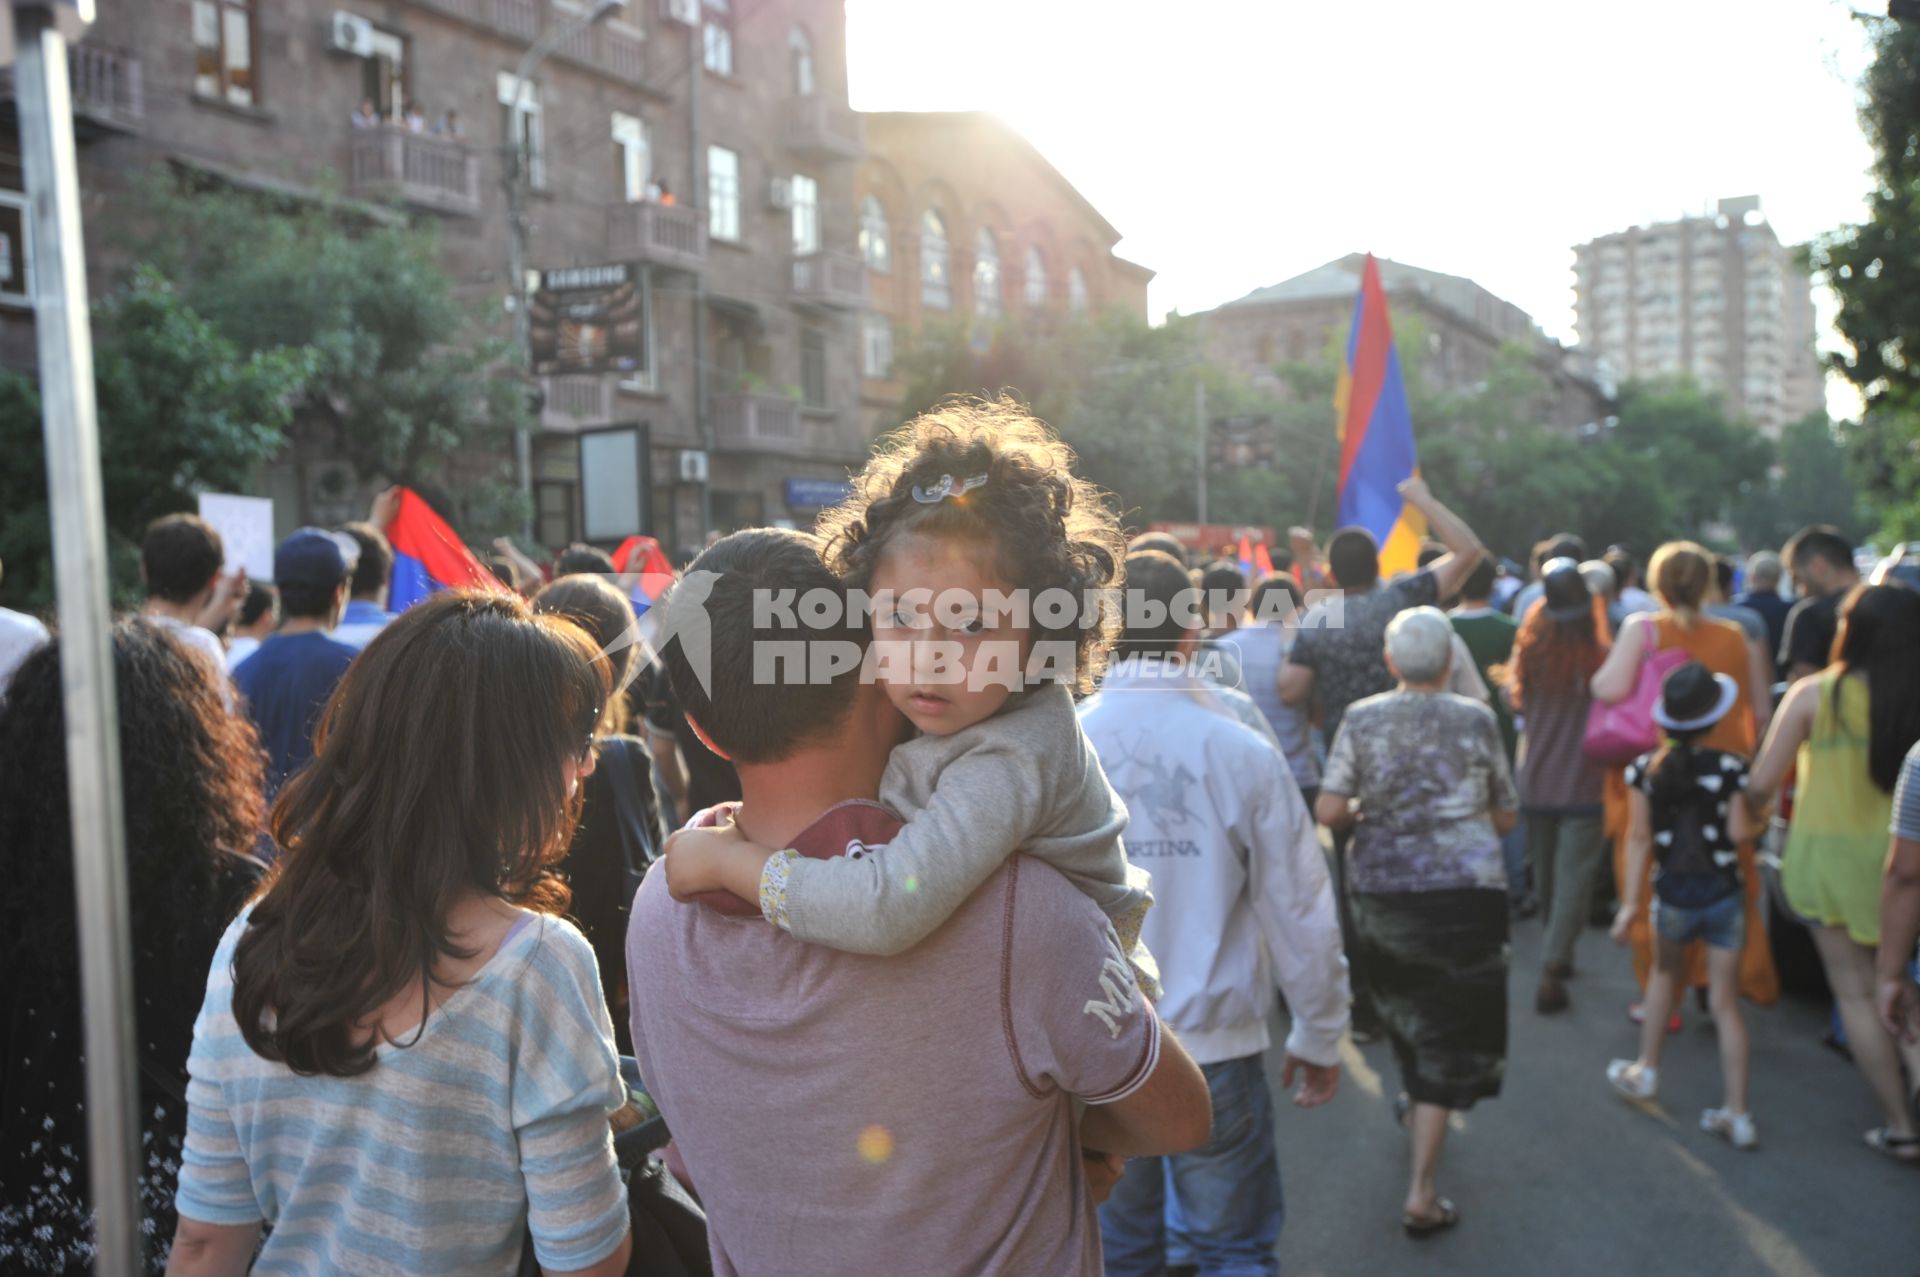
[891,313,1784,560]
[1812,14,1920,540]
[126,177,528,486]
[1731,412,1868,551]
[0,270,314,609]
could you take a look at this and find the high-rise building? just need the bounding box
[1573,196,1824,436]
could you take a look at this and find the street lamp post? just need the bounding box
[505,0,621,540]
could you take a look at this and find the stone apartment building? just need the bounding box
[852,111,1153,438]
[2,0,870,549]
[1194,253,1614,435]
[1572,196,1824,437]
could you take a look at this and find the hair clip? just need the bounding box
[911,473,989,504]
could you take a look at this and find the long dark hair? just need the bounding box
[533,573,637,736]
[1831,582,1920,792]
[1502,594,1612,712]
[1,619,267,995]
[1646,725,1712,815]
[230,591,609,1076]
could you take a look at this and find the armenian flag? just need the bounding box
[611,534,676,616]
[1334,255,1426,579]
[387,487,506,611]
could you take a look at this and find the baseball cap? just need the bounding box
[274,527,357,592]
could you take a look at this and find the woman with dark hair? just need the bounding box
[167,592,633,1276]
[1,621,267,1274]
[534,574,665,1050]
[1591,541,1778,1017]
[1743,583,1920,1161]
[1502,558,1611,1014]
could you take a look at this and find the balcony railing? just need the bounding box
[541,374,615,431]
[413,0,539,40]
[784,96,863,161]
[413,0,654,85]
[347,129,480,217]
[791,251,865,311]
[606,202,707,273]
[712,393,805,455]
[0,43,144,135]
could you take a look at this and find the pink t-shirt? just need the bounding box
[627,799,1162,1277]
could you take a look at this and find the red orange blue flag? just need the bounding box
[1334,255,1426,579]
[611,534,676,616]
[387,487,508,611]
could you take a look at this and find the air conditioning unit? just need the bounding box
[766,176,794,212]
[660,0,699,25]
[678,449,709,483]
[330,11,375,57]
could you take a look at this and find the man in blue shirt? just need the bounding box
[332,520,398,649]
[234,529,360,797]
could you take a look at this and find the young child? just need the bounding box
[664,400,1159,996]
[1605,660,1758,1149]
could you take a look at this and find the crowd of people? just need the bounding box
[1,397,1918,1275]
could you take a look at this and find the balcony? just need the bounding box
[541,374,616,432]
[790,251,864,310]
[552,19,656,88]
[713,393,806,455]
[348,129,480,217]
[413,0,539,41]
[607,202,707,273]
[784,96,863,161]
[0,44,143,136]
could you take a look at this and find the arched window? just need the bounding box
[859,195,890,273]
[789,26,814,97]
[1068,267,1089,315]
[921,209,950,310]
[1023,245,1048,308]
[974,228,1001,319]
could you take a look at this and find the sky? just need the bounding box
[845,0,1880,416]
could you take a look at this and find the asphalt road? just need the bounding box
[1258,916,1919,1276]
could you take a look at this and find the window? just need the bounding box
[801,325,830,409]
[859,195,890,273]
[790,26,815,97]
[791,173,820,254]
[921,209,950,309]
[1022,245,1048,308]
[0,192,30,308]
[862,313,893,379]
[1068,267,1088,315]
[497,72,545,189]
[362,27,407,122]
[613,112,650,203]
[708,145,740,241]
[703,0,733,75]
[973,229,1001,319]
[193,0,256,106]
[619,268,658,394]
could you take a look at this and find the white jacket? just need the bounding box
[1079,666,1350,1067]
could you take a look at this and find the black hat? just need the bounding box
[1540,556,1591,621]
[1654,660,1740,733]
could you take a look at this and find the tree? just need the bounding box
[124,177,529,528]
[1731,412,1868,551]
[0,270,314,609]
[1811,13,1920,539]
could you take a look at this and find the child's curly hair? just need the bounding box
[817,396,1125,693]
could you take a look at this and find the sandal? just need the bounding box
[1864,1127,1920,1163]
[1403,1198,1460,1238]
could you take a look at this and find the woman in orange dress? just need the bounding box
[1591,541,1778,1014]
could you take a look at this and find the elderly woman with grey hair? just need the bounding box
[1315,606,1520,1239]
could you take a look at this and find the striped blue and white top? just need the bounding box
[174,907,630,1276]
